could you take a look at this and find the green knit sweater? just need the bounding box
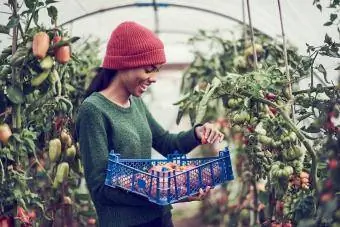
[75,92,200,227]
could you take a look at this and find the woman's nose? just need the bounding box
[148,75,157,83]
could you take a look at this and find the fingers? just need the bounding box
[212,132,224,143]
[186,186,213,202]
[219,133,225,142]
[202,123,224,144]
[204,126,211,139]
[207,130,216,143]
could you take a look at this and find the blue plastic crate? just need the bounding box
[104,147,234,205]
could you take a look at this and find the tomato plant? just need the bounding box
[0,0,98,225]
[176,1,339,226]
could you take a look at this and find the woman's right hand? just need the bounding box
[176,186,212,203]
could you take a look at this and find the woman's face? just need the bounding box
[122,65,162,97]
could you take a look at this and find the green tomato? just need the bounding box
[273,141,283,148]
[249,117,258,126]
[282,149,289,161]
[334,210,340,221]
[232,124,243,133]
[282,136,291,143]
[293,146,303,159]
[233,113,244,124]
[283,166,294,176]
[228,98,238,108]
[289,132,297,142]
[240,111,251,122]
[239,209,250,224]
[258,135,273,145]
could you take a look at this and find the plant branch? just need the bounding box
[242,0,248,42]
[24,1,38,33]
[310,51,319,88]
[250,178,258,225]
[277,0,295,121]
[292,85,337,95]
[31,149,53,184]
[0,158,5,184]
[246,0,258,69]
[0,11,11,14]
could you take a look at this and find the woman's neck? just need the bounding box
[100,80,131,108]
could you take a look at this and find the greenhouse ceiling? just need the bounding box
[0,0,338,65]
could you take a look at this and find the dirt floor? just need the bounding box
[172,201,210,227]
[173,214,207,227]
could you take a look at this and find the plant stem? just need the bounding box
[32,149,53,184]
[310,51,319,88]
[292,85,337,95]
[152,0,160,35]
[10,0,18,131]
[10,0,22,166]
[277,0,295,121]
[0,158,4,184]
[61,181,65,227]
[268,182,275,221]
[24,1,38,33]
[250,178,258,225]
[246,0,258,69]
[242,0,248,42]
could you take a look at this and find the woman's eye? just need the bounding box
[145,65,160,74]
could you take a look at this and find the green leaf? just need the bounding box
[293,196,315,222]
[195,78,221,124]
[24,0,35,9]
[75,192,90,201]
[65,84,75,92]
[32,9,40,27]
[317,64,329,83]
[46,0,58,4]
[6,86,24,104]
[68,36,80,43]
[324,21,333,26]
[324,34,332,45]
[23,137,36,153]
[330,13,338,22]
[6,16,19,28]
[316,4,322,11]
[0,24,10,34]
[47,6,58,23]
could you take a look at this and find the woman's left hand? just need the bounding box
[195,122,224,144]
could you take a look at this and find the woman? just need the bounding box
[76,21,224,227]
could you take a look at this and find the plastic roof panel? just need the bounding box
[0,1,338,67]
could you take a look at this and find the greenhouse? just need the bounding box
[0,0,339,226]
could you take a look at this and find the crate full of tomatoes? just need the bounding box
[104,147,234,205]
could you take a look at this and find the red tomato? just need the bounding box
[328,159,338,169]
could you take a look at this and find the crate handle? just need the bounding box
[108,150,120,162]
[167,150,187,160]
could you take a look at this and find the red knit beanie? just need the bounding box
[102,21,166,70]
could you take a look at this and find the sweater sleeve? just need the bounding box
[76,102,156,207]
[140,99,201,157]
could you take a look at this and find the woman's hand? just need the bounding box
[175,186,212,203]
[187,186,211,202]
[195,122,224,144]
